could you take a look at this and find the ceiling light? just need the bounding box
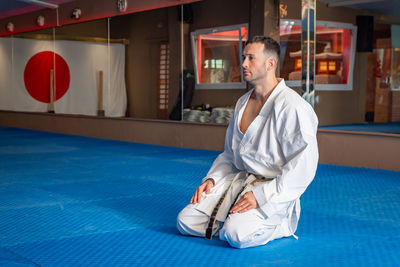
[6,22,15,33]
[71,8,82,20]
[19,0,59,9]
[37,15,45,27]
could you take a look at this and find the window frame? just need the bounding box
[191,23,248,90]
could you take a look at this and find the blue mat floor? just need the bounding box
[0,126,399,266]
[319,121,400,134]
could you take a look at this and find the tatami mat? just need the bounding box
[320,122,400,133]
[0,126,399,266]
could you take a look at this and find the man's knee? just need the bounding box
[176,208,191,235]
[219,214,274,249]
[176,205,209,237]
[219,217,249,248]
[220,223,269,248]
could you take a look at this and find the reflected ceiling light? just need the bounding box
[71,8,82,19]
[326,0,384,7]
[6,22,15,33]
[19,0,59,9]
[117,0,128,13]
[37,15,45,27]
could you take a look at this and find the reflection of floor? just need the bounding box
[0,126,399,266]
[183,107,234,124]
[288,71,342,84]
[319,122,400,134]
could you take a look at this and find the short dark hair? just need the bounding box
[245,36,280,60]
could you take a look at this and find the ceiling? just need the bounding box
[0,0,74,20]
[319,0,400,19]
[0,0,400,21]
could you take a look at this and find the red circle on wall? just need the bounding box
[24,51,70,103]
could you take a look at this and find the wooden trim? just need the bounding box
[0,110,227,151]
[317,129,400,171]
[10,34,129,44]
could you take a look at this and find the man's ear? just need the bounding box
[266,57,276,71]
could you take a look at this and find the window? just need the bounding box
[157,42,169,119]
[280,20,357,91]
[191,24,248,89]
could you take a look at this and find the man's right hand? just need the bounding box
[190,179,215,204]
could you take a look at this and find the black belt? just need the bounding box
[205,184,246,240]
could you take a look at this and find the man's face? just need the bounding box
[242,42,268,84]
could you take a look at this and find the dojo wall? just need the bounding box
[2,0,400,124]
[1,110,399,172]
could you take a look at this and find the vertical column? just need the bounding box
[250,0,280,73]
[301,0,316,107]
[249,0,280,40]
[168,7,181,118]
[264,0,281,44]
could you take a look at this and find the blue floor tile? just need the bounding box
[0,126,399,266]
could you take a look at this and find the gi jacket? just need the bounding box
[197,79,319,234]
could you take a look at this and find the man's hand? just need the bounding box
[230,191,259,214]
[190,179,215,204]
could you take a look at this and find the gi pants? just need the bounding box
[177,172,294,249]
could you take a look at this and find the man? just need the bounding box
[177,36,319,249]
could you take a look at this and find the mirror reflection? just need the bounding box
[0,0,399,132]
[54,19,127,117]
[111,9,170,120]
[0,28,56,113]
[191,24,247,88]
[0,35,13,111]
[0,19,128,117]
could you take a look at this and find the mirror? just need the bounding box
[0,35,13,111]
[0,0,398,132]
[108,1,249,124]
[0,28,56,113]
[54,18,126,117]
[110,8,170,120]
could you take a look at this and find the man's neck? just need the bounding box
[252,76,279,102]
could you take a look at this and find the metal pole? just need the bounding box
[301,0,316,108]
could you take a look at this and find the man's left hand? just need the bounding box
[230,191,259,214]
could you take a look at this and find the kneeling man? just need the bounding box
[177,36,319,249]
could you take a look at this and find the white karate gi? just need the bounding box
[177,79,319,248]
